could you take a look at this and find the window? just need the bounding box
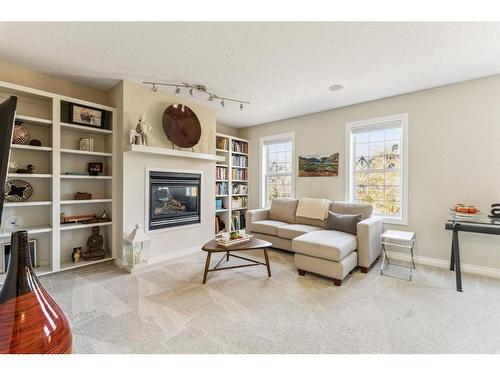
[345,114,408,224]
[260,133,295,207]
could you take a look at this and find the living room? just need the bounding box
[1,2,500,373]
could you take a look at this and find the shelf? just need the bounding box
[61,122,113,135]
[0,79,117,279]
[60,199,112,205]
[11,144,52,152]
[232,207,248,211]
[216,179,228,182]
[232,180,248,183]
[61,148,112,157]
[232,166,248,169]
[216,164,228,168]
[7,173,52,178]
[232,194,248,196]
[216,195,229,197]
[60,256,114,272]
[4,201,52,207]
[216,149,229,153]
[61,175,112,180]
[35,264,53,276]
[16,115,52,127]
[60,221,112,231]
[231,151,248,156]
[0,225,52,238]
[125,144,225,162]
[216,209,228,213]
[2,264,53,283]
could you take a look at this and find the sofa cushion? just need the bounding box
[251,220,289,236]
[295,215,329,229]
[269,198,299,224]
[277,224,323,240]
[292,230,357,262]
[327,211,363,235]
[331,201,372,220]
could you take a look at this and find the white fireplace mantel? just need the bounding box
[124,144,225,162]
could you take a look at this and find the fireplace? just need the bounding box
[148,171,201,231]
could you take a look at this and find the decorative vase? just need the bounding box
[0,231,72,353]
[12,121,30,144]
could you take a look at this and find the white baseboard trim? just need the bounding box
[121,245,201,274]
[386,251,500,279]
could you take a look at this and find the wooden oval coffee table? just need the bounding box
[201,237,273,283]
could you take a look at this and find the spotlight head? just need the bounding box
[208,95,214,102]
[175,86,180,96]
[221,99,225,107]
[189,88,194,97]
[240,103,244,111]
[150,84,158,93]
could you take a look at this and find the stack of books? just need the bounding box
[216,234,253,248]
[216,137,229,150]
[231,140,248,154]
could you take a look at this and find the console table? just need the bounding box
[445,213,500,292]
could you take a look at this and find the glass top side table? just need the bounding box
[380,230,416,281]
[446,212,500,292]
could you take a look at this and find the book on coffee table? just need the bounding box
[216,235,253,248]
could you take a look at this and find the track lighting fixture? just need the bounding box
[143,81,249,110]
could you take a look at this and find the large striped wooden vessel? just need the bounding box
[0,231,72,353]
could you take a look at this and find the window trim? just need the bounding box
[259,132,296,208]
[344,113,409,225]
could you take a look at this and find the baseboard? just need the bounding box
[121,245,201,273]
[386,250,500,279]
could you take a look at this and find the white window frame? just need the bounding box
[259,132,296,208]
[345,113,409,225]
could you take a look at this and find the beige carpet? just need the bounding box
[41,248,500,353]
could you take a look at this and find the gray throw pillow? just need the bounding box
[327,211,363,235]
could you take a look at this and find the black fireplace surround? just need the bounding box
[149,171,201,231]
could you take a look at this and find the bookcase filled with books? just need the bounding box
[215,133,249,234]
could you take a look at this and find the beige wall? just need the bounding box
[240,75,500,269]
[0,60,109,105]
[217,123,241,138]
[122,81,215,154]
[115,81,217,262]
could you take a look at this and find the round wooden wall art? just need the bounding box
[162,104,201,149]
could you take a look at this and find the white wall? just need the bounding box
[240,75,500,269]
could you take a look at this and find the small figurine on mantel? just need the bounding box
[129,114,152,146]
[83,226,106,261]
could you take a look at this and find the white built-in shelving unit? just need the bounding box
[0,80,116,283]
[215,133,249,234]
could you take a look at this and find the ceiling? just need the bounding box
[1,22,499,128]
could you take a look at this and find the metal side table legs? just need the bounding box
[380,230,416,281]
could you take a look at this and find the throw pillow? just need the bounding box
[269,198,298,224]
[327,211,363,235]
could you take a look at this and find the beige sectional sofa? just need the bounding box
[246,198,383,285]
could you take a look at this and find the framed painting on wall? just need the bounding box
[69,103,104,128]
[298,153,339,177]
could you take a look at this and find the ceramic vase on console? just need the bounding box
[0,231,72,353]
